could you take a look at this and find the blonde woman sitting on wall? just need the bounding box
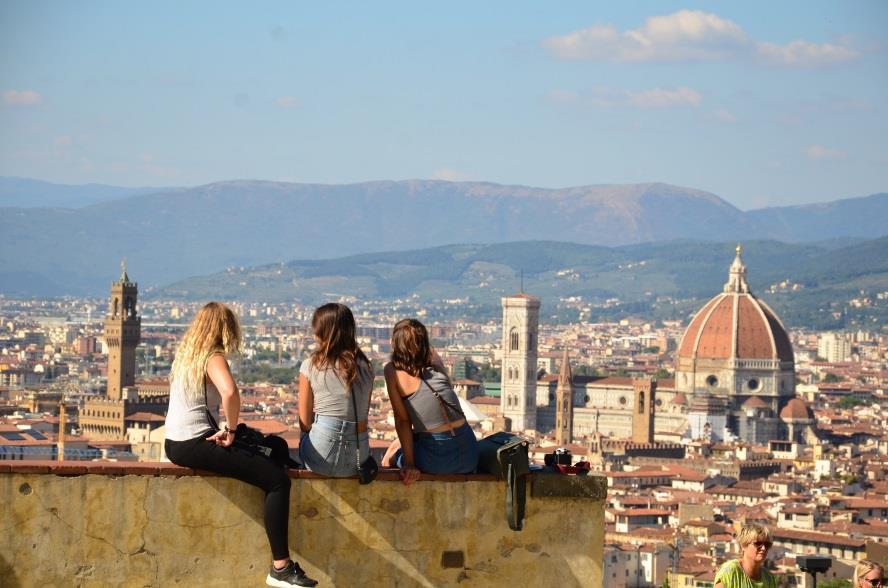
[854,560,885,588]
[164,302,317,588]
[714,523,777,588]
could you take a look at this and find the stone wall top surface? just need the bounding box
[0,459,502,481]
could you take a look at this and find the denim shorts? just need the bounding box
[299,414,369,477]
[396,422,479,474]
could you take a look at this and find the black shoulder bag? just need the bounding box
[349,372,378,484]
[204,375,299,468]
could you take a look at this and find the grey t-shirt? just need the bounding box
[300,357,373,421]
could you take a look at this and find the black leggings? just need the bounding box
[165,431,291,560]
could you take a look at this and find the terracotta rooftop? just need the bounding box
[780,397,813,421]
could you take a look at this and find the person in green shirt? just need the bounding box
[714,523,778,588]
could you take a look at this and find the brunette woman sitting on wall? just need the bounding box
[382,318,479,485]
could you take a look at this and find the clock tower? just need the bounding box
[104,261,140,401]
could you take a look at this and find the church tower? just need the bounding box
[631,378,656,444]
[555,349,573,446]
[500,293,540,431]
[104,262,140,401]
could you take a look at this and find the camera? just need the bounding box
[797,555,832,574]
[544,448,572,467]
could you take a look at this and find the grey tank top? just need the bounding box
[403,367,465,433]
[300,357,373,421]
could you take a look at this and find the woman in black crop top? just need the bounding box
[382,318,480,485]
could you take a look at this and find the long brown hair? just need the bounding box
[310,303,368,388]
[171,301,242,399]
[390,318,433,377]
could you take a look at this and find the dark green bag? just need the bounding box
[477,432,529,531]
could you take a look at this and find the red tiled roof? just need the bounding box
[677,292,793,362]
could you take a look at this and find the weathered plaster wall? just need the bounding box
[0,464,605,587]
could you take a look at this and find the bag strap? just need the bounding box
[419,368,465,437]
[204,372,220,431]
[349,364,370,468]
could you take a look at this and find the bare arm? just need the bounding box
[298,373,314,433]
[206,353,238,447]
[384,362,420,486]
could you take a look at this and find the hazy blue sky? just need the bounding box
[1,1,886,209]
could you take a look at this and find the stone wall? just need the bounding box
[0,462,606,587]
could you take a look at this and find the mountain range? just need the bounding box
[0,178,886,297]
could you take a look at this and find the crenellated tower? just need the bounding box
[104,261,140,401]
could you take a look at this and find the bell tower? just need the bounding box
[555,349,573,446]
[500,293,540,432]
[104,261,140,401]
[631,378,656,444]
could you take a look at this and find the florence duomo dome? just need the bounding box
[675,245,796,444]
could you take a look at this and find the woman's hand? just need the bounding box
[207,428,235,448]
[399,465,421,486]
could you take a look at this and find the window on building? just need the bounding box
[510,329,519,351]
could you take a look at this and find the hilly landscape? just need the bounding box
[157,237,888,330]
[0,178,886,298]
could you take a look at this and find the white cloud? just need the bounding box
[432,169,470,182]
[544,90,580,105]
[543,10,858,67]
[549,85,702,109]
[4,90,42,106]
[756,40,859,67]
[806,144,846,160]
[543,10,748,62]
[709,109,737,124]
[628,86,701,108]
[276,96,301,109]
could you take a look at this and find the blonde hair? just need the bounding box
[854,560,885,588]
[737,523,772,549]
[171,302,241,399]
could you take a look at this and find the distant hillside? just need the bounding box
[158,238,888,329]
[0,179,885,296]
[0,177,167,208]
[745,192,888,242]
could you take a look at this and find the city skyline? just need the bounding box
[1,2,886,209]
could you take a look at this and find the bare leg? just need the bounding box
[382,438,402,467]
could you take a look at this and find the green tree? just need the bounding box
[818,579,851,588]
[238,365,298,385]
[574,364,599,377]
[838,396,865,409]
[467,362,501,382]
[655,368,672,379]
[822,372,842,383]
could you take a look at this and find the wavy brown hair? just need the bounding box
[310,303,368,389]
[171,301,242,400]
[390,318,433,377]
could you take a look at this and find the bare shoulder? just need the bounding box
[206,353,228,368]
